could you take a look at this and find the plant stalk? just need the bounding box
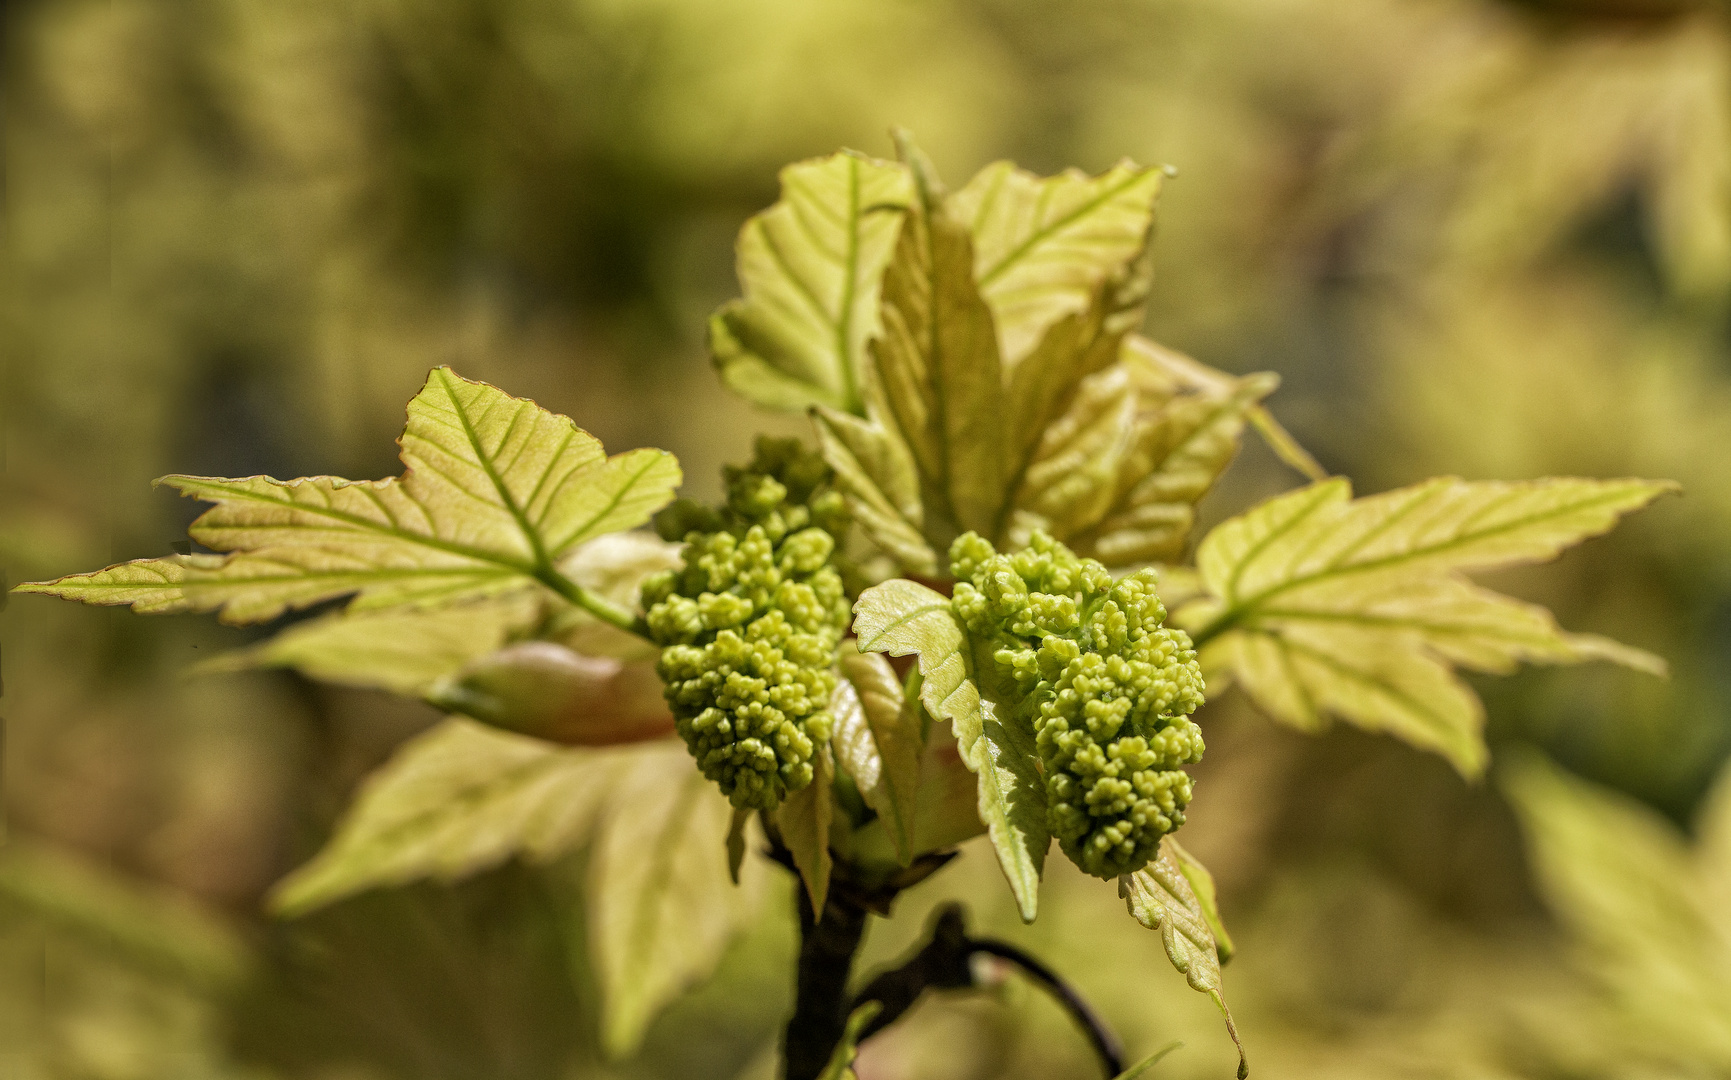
[783,885,872,1080]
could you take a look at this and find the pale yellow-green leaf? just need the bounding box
[832,647,927,865]
[192,593,544,695]
[952,159,1164,366]
[1167,837,1234,965]
[1697,760,1731,915]
[590,749,765,1058]
[852,578,1047,921]
[811,404,937,575]
[816,1000,884,1080]
[910,718,988,854]
[1502,753,1731,1068]
[1179,476,1674,774]
[16,368,681,623]
[1000,278,1146,503]
[776,742,835,912]
[1202,622,1487,772]
[1120,838,1247,1079]
[866,195,1007,544]
[1070,339,1279,566]
[269,719,636,916]
[711,152,914,413]
[1004,363,1140,548]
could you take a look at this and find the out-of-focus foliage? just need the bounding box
[1503,751,1731,1074]
[5,0,1731,1076]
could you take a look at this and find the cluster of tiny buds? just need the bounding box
[949,530,1206,879]
[642,439,850,810]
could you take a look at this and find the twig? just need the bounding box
[851,902,1127,1078]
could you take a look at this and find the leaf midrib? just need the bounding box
[175,480,538,573]
[1205,485,1653,643]
[976,169,1152,288]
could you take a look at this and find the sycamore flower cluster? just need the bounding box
[641,438,850,810]
[950,531,1206,879]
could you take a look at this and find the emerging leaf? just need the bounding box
[952,159,1165,367]
[831,648,928,865]
[1177,476,1675,774]
[17,368,679,624]
[1120,839,1247,1079]
[269,721,762,1059]
[711,152,914,413]
[1168,837,1234,964]
[866,183,1008,545]
[775,742,836,912]
[852,578,1048,921]
[816,1001,884,1080]
[1063,338,1279,565]
[811,404,937,575]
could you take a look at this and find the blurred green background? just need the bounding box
[4,0,1730,1076]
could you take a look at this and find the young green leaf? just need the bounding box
[16,368,679,626]
[1177,476,1675,774]
[852,578,1048,921]
[910,720,989,854]
[1004,363,1141,547]
[1502,752,1731,1070]
[1120,839,1247,1079]
[952,159,1165,367]
[589,750,766,1058]
[269,720,636,916]
[193,593,544,696]
[775,742,836,912]
[1699,762,1731,915]
[816,1000,884,1080]
[1167,837,1234,964]
[865,184,1007,544]
[1067,339,1279,566]
[711,152,914,413]
[831,648,928,865]
[811,404,937,575]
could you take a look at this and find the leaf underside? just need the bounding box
[1120,839,1247,1079]
[712,152,914,414]
[1178,475,1675,774]
[269,721,760,1060]
[852,579,1047,921]
[832,648,927,865]
[17,368,680,624]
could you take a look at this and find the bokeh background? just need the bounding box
[4,0,1730,1076]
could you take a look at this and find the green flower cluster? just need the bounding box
[641,438,851,810]
[950,531,1206,879]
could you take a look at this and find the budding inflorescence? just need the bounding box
[950,531,1206,879]
[642,438,850,810]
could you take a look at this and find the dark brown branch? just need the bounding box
[850,902,1126,1078]
[783,883,872,1080]
[968,938,1125,1075]
[769,828,959,1080]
